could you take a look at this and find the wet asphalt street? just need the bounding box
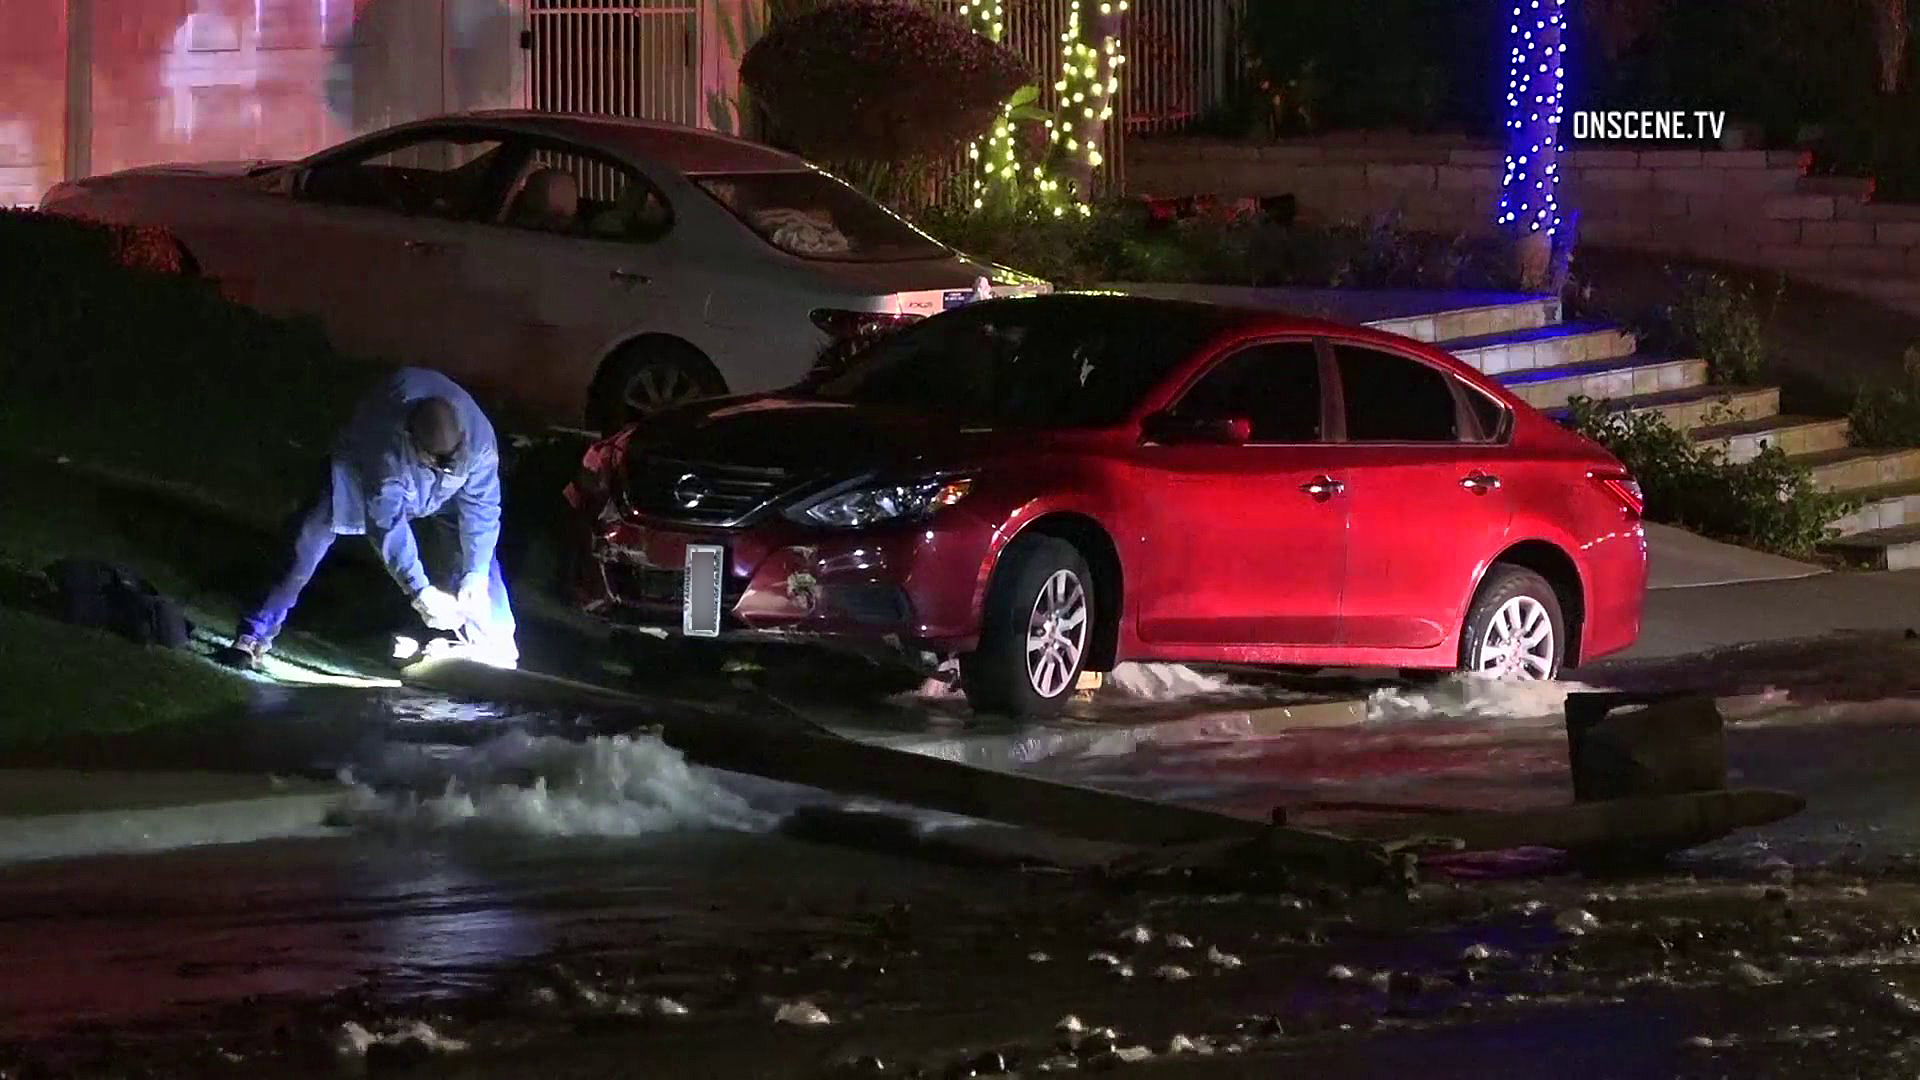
[4,638,1920,1077]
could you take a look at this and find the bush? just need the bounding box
[741,0,1030,165]
[1239,0,1503,135]
[916,198,1523,292]
[1566,397,1854,555]
[0,210,380,517]
[1633,271,1778,386]
[1848,345,1920,448]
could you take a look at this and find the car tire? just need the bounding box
[1457,565,1566,681]
[589,342,727,434]
[960,535,1095,718]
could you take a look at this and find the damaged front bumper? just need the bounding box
[576,513,988,660]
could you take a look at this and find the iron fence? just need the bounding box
[525,0,702,128]
[521,0,1240,207]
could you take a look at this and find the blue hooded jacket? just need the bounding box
[327,368,502,597]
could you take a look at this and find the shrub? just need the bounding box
[741,0,1030,165]
[1239,0,1502,135]
[1639,271,1778,386]
[1848,345,1920,448]
[1566,397,1854,555]
[917,198,1523,292]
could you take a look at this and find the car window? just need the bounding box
[1175,341,1323,443]
[1462,384,1511,441]
[694,171,949,262]
[501,145,672,243]
[298,134,512,220]
[807,299,1230,427]
[1335,345,1462,442]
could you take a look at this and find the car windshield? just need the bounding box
[804,299,1230,428]
[694,171,950,262]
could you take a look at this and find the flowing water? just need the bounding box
[6,659,1920,1076]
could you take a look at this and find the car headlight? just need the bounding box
[790,476,973,529]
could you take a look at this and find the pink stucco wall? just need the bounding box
[0,0,521,206]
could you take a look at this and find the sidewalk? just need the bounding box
[1620,569,1920,660]
[1643,523,1825,590]
[0,769,342,863]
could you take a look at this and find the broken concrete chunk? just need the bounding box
[1554,908,1601,935]
[774,1001,832,1026]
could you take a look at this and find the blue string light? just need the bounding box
[1498,0,1567,237]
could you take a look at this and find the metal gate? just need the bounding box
[525,0,701,127]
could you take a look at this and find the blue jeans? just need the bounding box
[239,489,337,646]
[240,482,516,653]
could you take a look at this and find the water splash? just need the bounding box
[1106,663,1246,701]
[1366,674,1599,726]
[334,732,771,838]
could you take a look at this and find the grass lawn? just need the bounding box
[0,605,254,748]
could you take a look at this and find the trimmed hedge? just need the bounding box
[742,0,1030,164]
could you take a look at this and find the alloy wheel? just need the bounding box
[622,362,700,414]
[1476,595,1556,680]
[1025,569,1088,698]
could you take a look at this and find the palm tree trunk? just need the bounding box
[1870,0,1909,94]
[1503,0,1568,291]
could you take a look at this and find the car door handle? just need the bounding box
[609,269,650,285]
[404,239,449,255]
[1461,471,1501,494]
[1300,476,1345,500]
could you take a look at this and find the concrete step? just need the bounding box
[1825,478,1920,537]
[1497,354,1709,410]
[1442,321,1638,377]
[1545,385,1781,433]
[1370,295,1562,344]
[1690,415,1853,463]
[1820,523,1920,571]
[1791,446,1920,493]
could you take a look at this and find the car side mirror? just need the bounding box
[1141,411,1252,446]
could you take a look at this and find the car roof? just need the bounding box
[974,292,1508,392]
[980,292,1410,342]
[446,111,809,174]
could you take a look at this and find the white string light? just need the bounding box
[957,0,1125,211]
[1497,0,1567,237]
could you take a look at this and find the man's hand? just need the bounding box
[411,586,464,631]
[457,573,491,621]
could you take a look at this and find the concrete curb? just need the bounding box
[0,770,344,863]
[834,697,1368,770]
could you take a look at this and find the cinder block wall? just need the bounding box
[1127,134,1920,295]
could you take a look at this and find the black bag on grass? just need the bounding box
[45,558,192,649]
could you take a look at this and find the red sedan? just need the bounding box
[568,294,1646,716]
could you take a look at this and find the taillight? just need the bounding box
[807,310,923,382]
[810,309,922,340]
[1593,471,1645,518]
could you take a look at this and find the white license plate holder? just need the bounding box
[682,544,725,638]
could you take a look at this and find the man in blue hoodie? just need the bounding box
[230,367,516,669]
